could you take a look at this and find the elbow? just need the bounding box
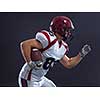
[64,64,73,69]
[20,41,24,49]
[20,40,28,48]
[20,41,23,47]
[64,65,75,69]
[20,41,27,50]
[64,62,76,69]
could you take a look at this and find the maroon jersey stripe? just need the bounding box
[40,30,58,52]
[27,69,32,80]
[40,38,57,52]
[21,78,28,87]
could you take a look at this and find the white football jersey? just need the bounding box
[19,30,69,80]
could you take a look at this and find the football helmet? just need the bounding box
[50,16,74,41]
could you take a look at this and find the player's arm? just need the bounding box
[60,44,91,69]
[60,54,81,69]
[20,39,43,63]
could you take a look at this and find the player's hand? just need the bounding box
[28,60,43,69]
[28,61,35,69]
[79,44,91,59]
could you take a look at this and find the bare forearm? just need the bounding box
[60,54,81,69]
[20,42,32,63]
[67,53,81,68]
[20,39,43,63]
[60,44,91,69]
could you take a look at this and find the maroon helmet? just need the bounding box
[50,16,74,41]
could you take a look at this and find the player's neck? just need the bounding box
[55,33,63,42]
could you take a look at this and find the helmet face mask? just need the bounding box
[50,16,74,42]
[61,29,74,42]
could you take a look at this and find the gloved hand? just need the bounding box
[28,61,35,69]
[79,44,91,59]
[28,60,43,69]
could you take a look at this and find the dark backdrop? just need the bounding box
[0,12,99,86]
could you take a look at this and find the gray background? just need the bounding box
[0,12,99,86]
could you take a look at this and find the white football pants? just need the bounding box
[18,76,56,87]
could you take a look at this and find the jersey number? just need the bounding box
[43,58,55,70]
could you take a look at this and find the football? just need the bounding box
[31,48,43,61]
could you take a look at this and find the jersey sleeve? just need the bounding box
[35,32,49,48]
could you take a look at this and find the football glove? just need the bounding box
[79,44,91,59]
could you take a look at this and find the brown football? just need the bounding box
[31,48,42,61]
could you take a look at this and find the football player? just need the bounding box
[18,16,91,87]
